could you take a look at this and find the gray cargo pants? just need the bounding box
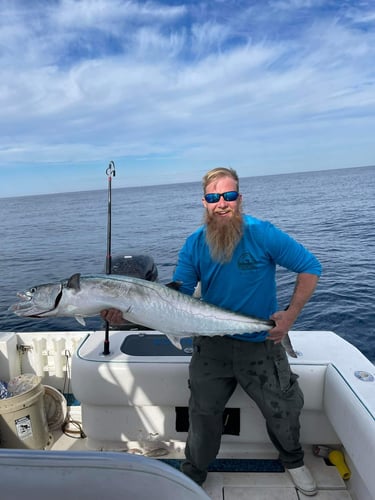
[181,336,304,485]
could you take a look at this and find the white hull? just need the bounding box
[0,329,374,500]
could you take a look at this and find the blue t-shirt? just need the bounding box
[173,215,322,342]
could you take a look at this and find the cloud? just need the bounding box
[0,0,374,196]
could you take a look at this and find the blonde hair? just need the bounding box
[202,167,239,193]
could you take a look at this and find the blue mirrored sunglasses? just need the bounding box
[204,191,239,203]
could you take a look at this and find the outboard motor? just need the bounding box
[110,254,158,282]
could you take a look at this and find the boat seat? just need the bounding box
[0,449,209,500]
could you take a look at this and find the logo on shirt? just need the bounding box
[238,252,257,270]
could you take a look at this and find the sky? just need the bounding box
[1,0,374,198]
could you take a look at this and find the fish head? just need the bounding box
[10,281,64,318]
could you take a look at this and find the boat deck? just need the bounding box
[51,412,352,500]
[203,455,352,500]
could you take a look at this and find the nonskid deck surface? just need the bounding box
[203,455,352,500]
[51,416,352,500]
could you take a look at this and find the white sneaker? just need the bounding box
[288,465,317,496]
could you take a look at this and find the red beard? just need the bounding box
[204,208,243,263]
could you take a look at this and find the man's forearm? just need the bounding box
[286,273,319,323]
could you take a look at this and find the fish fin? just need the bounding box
[166,334,183,350]
[282,333,298,358]
[165,281,183,291]
[75,315,86,326]
[67,273,81,291]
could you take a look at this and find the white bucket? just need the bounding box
[0,375,50,449]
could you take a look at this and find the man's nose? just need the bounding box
[217,196,228,207]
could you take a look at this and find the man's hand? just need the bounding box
[268,310,295,344]
[269,273,319,344]
[100,308,124,325]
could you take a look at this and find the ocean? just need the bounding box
[1,166,374,362]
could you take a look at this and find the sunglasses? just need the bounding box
[204,191,239,203]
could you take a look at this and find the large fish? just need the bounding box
[10,273,297,357]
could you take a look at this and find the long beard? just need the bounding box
[205,209,243,263]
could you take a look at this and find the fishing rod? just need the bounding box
[103,160,116,355]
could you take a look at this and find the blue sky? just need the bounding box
[1,0,374,197]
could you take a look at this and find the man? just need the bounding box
[102,166,321,496]
[171,167,321,496]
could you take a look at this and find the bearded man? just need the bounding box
[172,167,321,496]
[101,167,321,495]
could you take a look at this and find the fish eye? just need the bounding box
[29,287,37,294]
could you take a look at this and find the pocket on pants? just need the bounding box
[274,356,294,392]
[273,358,304,409]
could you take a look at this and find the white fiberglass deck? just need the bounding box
[51,423,352,499]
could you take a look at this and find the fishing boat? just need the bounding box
[1,255,374,500]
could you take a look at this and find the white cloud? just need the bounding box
[0,0,374,196]
[52,0,187,27]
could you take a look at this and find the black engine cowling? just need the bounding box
[109,254,158,282]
